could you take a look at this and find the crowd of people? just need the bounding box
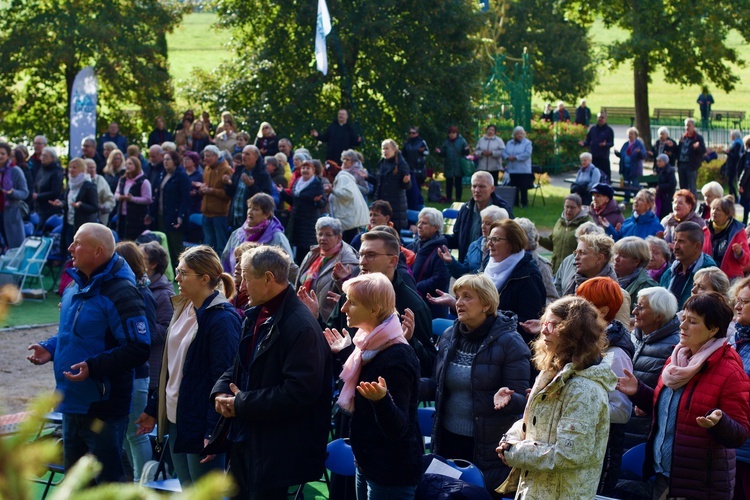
[15,105,750,500]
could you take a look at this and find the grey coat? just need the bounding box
[1,164,29,248]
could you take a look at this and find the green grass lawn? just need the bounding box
[166,12,230,90]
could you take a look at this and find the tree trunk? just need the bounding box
[634,54,651,147]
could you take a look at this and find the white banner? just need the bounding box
[69,66,97,159]
[315,0,332,75]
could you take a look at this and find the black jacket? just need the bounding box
[212,286,332,489]
[34,161,64,220]
[148,129,174,148]
[409,234,451,319]
[677,132,706,171]
[279,177,325,253]
[446,192,514,263]
[652,138,679,167]
[149,167,191,230]
[225,161,275,229]
[349,342,423,487]
[497,252,546,344]
[62,181,100,229]
[623,316,680,450]
[433,312,531,491]
[318,121,359,162]
[375,153,411,230]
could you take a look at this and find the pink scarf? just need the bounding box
[337,314,408,412]
[661,337,726,389]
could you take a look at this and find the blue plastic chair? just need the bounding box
[418,407,436,451]
[447,458,485,488]
[621,442,647,478]
[441,209,459,219]
[325,438,355,477]
[432,318,454,344]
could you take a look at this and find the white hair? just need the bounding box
[419,207,444,234]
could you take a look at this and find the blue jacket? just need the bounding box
[40,254,150,417]
[732,324,750,464]
[660,253,717,308]
[149,166,191,229]
[409,234,451,319]
[446,191,514,262]
[617,139,647,178]
[447,236,487,279]
[605,209,664,241]
[97,133,127,155]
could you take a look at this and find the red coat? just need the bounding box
[634,343,750,499]
[702,219,750,279]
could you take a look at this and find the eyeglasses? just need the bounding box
[487,237,508,244]
[360,252,396,262]
[175,269,202,278]
[737,296,750,307]
[541,320,559,332]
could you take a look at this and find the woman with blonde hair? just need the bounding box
[115,156,152,241]
[190,120,212,154]
[498,296,616,498]
[255,121,279,157]
[375,139,411,230]
[136,245,241,487]
[49,157,99,252]
[323,272,422,499]
[103,149,125,194]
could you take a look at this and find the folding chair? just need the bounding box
[432,318,453,345]
[531,165,546,207]
[30,412,64,500]
[418,407,436,452]
[0,236,53,300]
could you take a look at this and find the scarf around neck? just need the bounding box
[661,337,726,390]
[484,250,525,291]
[68,172,88,191]
[0,161,13,193]
[293,175,315,195]
[338,314,408,412]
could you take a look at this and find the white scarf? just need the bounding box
[484,250,525,291]
[293,176,315,196]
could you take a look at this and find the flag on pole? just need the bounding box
[315,0,332,75]
[69,66,97,159]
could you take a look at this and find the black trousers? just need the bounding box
[445,176,463,201]
[509,173,533,207]
[228,445,289,500]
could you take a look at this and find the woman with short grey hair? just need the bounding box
[411,207,450,318]
[613,236,658,307]
[691,266,731,299]
[502,125,533,207]
[295,215,361,322]
[340,149,370,197]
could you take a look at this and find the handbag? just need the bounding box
[18,200,30,220]
[460,156,475,177]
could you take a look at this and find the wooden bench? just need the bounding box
[653,108,693,122]
[710,110,745,127]
[600,107,635,126]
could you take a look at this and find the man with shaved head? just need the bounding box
[27,222,150,483]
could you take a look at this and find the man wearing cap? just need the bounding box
[589,182,624,228]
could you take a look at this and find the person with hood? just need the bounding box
[49,158,99,252]
[614,127,647,203]
[575,278,634,497]
[617,292,750,500]
[704,195,750,281]
[402,127,428,210]
[613,237,659,307]
[539,193,592,273]
[375,139,411,231]
[602,189,663,241]
[497,296,617,499]
[661,189,706,245]
[474,124,505,187]
[0,141,29,248]
[33,146,64,225]
[432,273,531,496]
[409,207,450,319]
[136,245,241,487]
[590,182,624,228]
[435,126,469,203]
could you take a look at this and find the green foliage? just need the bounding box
[182,0,484,162]
[0,0,191,145]
[697,155,726,188]
[497,0,597,102]
[491,119,587,168]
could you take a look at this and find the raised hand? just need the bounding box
[297,287,319,317]
[436,245,454,264]
[696,409,723,429]
[493,387,515,410]
[401,308,415,340]
[323,328,352,353]
[332,262,351,281]
[63,361,90,382]
[27,344,52,365]
[519,319,541,336]
[616,368,638,396]
[426,289,456,309]
[357,376,388,401]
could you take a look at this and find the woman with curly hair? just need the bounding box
[497,296,616,499]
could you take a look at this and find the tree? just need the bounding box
[496,0,597,103]
[0,0,190,146]
[562,0,750,145]
[183,0,484,163]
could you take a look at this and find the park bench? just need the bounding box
[653,108,693,123]
[710,110,745,128]
[600,107,635,126]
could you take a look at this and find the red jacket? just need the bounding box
[703,219,750,279]
[634,343,750,499]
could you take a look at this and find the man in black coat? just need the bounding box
[311,109,361,162]
[224,145,277,230]
[144,145,164,189]
[212,246,332,499]
[445,171,513,263]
